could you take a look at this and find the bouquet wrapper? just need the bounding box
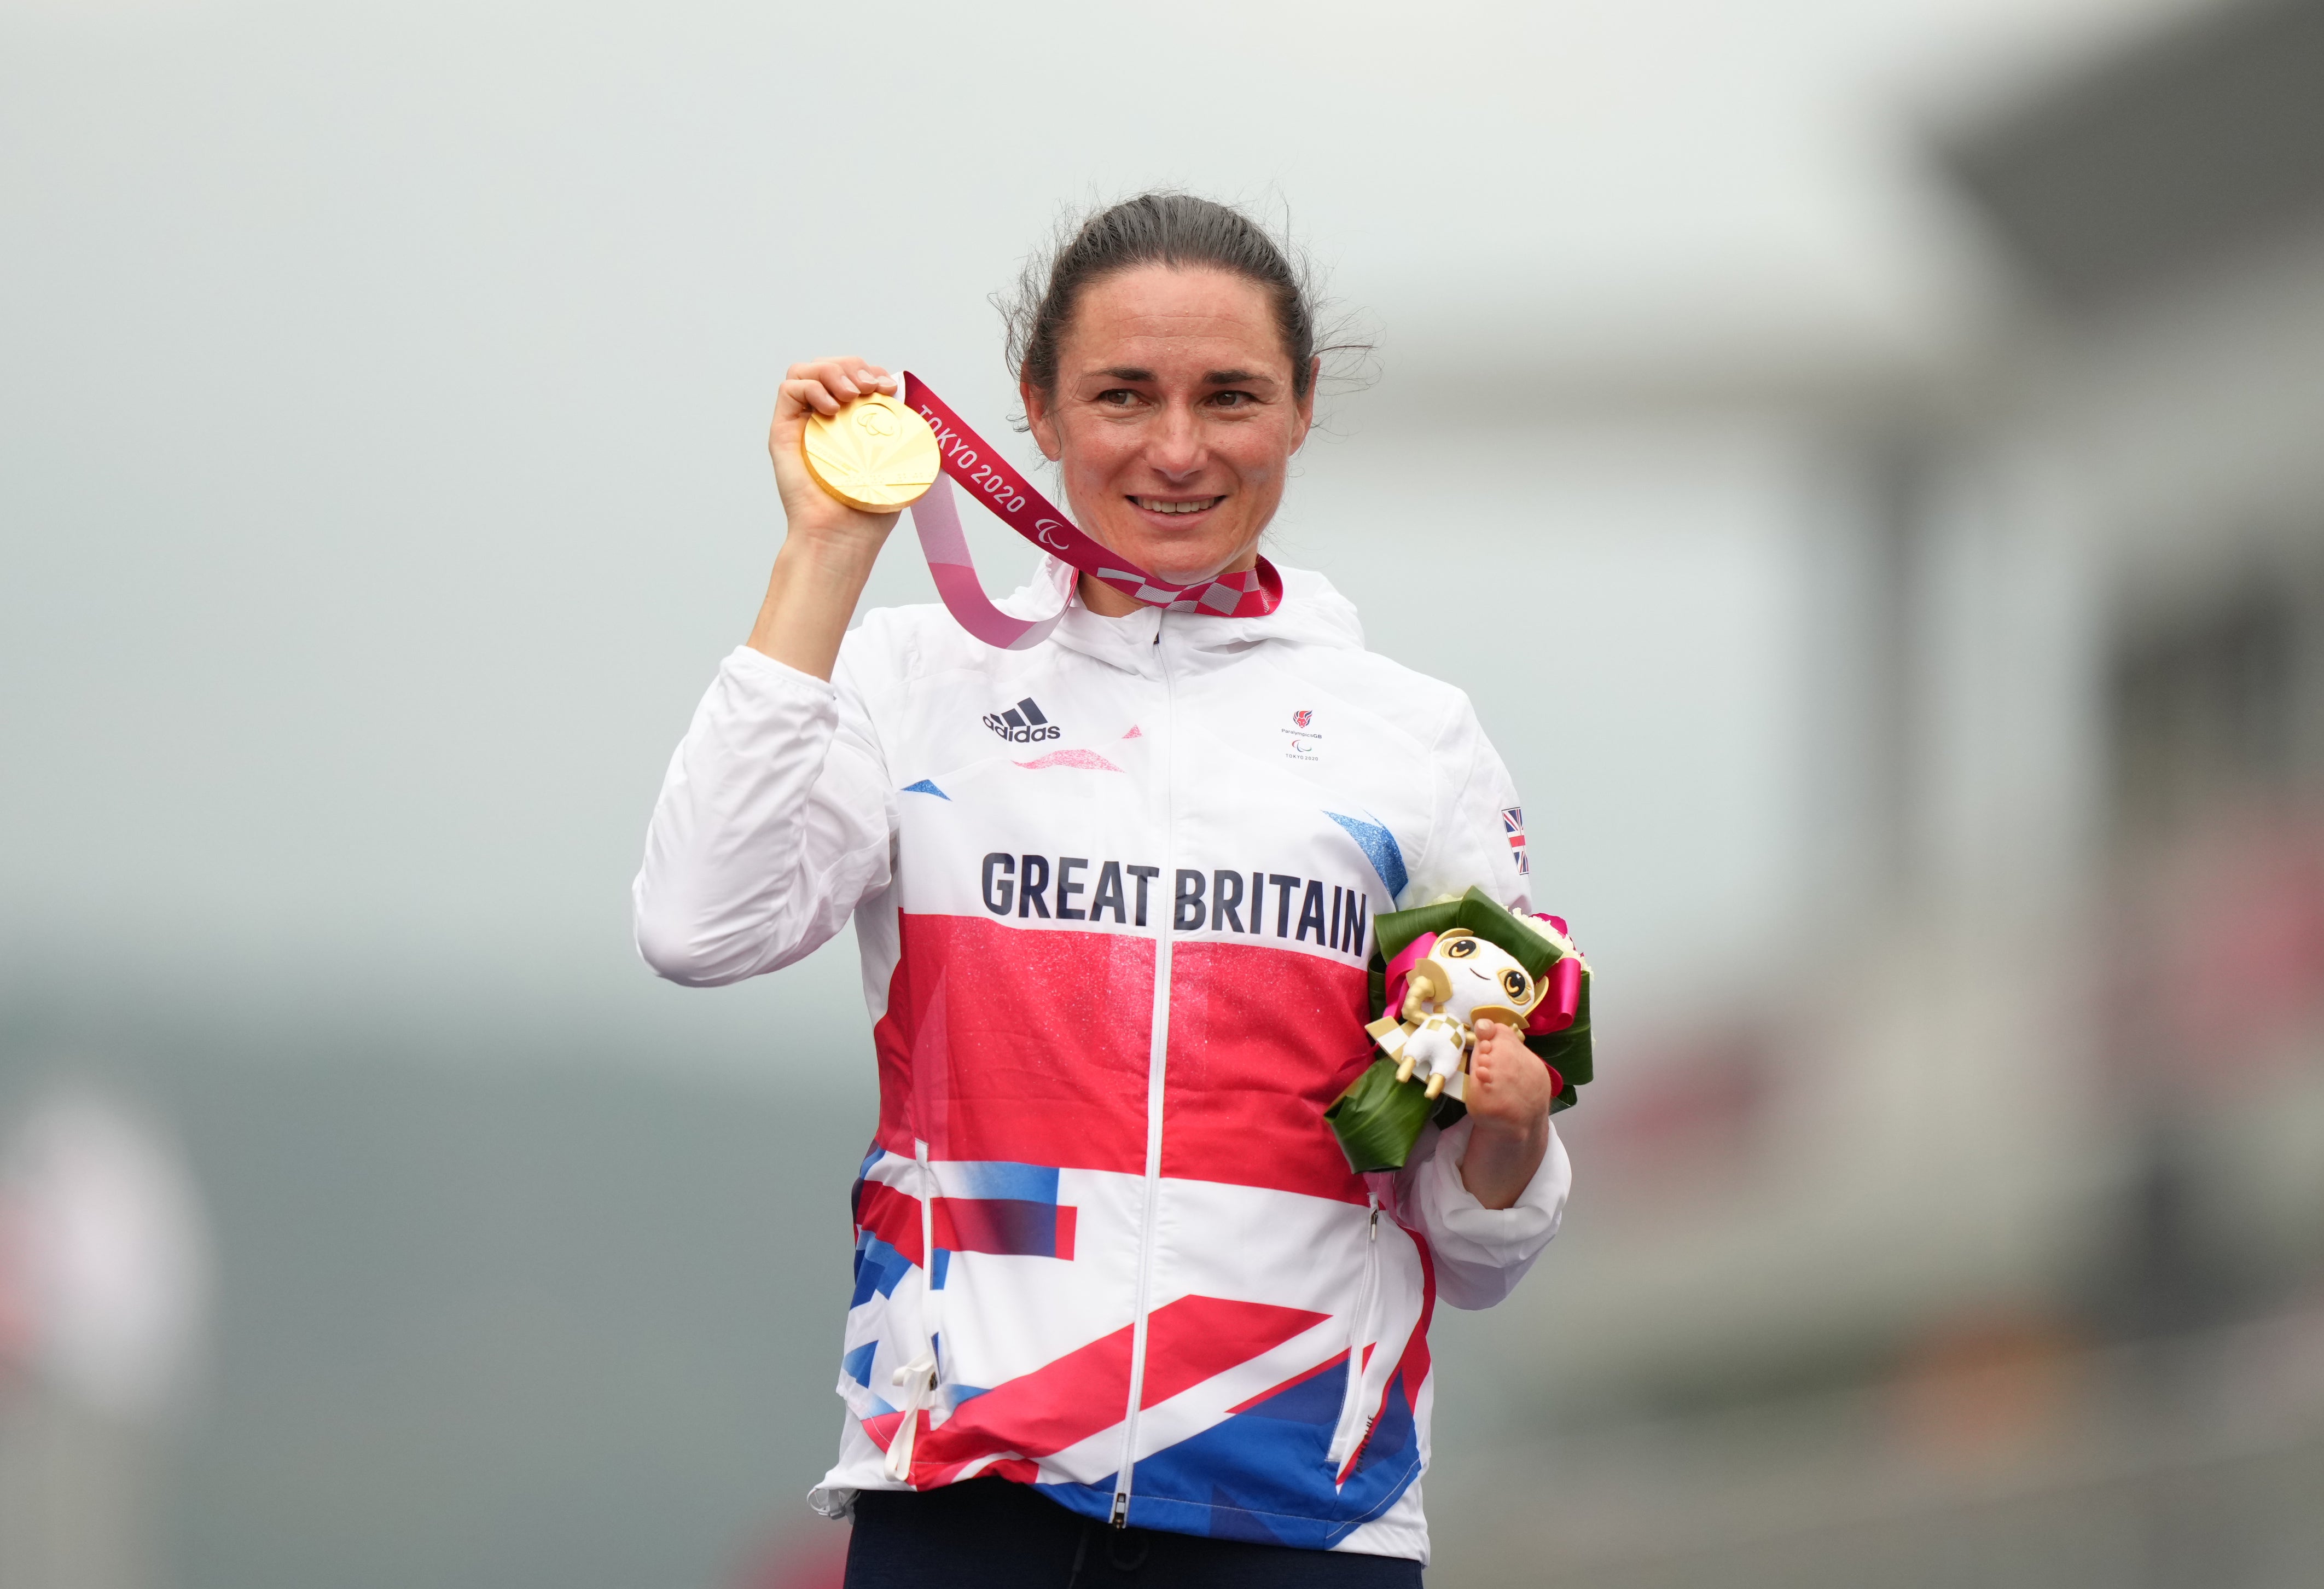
[1326,886,1594,1174]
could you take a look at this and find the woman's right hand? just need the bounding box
[747,357,907,679]
[768,357,904,550]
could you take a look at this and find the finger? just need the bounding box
[784,360,873,409]
[801,359,898,402]
[785,359,854,392]
[778,377,847,417]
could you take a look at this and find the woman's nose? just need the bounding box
[1146,404,1204,476]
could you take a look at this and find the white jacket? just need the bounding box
[633,560,1569,1563]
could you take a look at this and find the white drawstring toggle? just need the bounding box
[884,1353,939,1481]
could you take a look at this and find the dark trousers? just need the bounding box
[844,1478,1425,1588]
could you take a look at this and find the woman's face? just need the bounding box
[1024,264,1316,600]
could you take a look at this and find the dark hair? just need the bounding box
[1001,193,1364,410]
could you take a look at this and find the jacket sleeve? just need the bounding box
[1402,1115,1572,1309]
[1393,690,1567,1307]
[1400,689,1532,914]
[631,643,897,987]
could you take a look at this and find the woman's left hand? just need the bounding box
[1457,1018,1554,1210]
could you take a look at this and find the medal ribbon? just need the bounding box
[902,372,1282,650]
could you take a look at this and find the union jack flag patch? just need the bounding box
[1502,806,1528,875]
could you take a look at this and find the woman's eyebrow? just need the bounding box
[1084,365,1273,386]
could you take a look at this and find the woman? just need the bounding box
[634,195,1571,1586]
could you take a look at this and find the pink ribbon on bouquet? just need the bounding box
[1381,932,1439,1021]
[902,373,1283,650]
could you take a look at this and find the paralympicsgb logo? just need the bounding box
[1292,709,1313,728]
[985,697,1062,744]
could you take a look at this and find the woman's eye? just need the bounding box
[1207,390,1254,409]
[1096,388,1140,408]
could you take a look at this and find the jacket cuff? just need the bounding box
[723,643,839,700]
[1411,1115,1568,1268]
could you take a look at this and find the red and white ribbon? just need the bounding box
[903,372,1282,649]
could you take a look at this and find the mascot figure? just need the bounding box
[1325,886,1595,1174]
[1368,929,1545,1100]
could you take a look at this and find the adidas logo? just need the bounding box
[983,697,1062,744]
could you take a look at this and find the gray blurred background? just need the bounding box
[6,0,2324,1584]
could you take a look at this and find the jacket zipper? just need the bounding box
[1111,616,1177,1527]
[884,1138,942,1482]
[1326,1197,1384,1470]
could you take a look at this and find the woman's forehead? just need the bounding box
[1060,266,1286,374]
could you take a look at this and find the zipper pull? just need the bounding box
[1368,1193,1380,1240]
[1110,1490,1131,1528]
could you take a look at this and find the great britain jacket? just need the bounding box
[632,561,1570,1563]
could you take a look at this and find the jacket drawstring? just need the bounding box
[884,1353,938,1481]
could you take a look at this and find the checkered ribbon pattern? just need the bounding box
[904,373,1285,628]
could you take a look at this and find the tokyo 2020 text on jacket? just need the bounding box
[632,559,1571,1565]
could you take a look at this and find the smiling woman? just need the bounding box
[632,194,1578,1588]
[1021,265,1306,608]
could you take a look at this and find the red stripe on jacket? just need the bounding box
[1161,940,1374,1203]
[873,913,1155,1174]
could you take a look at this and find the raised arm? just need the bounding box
[631,358,905,985]
[750,357,905,680]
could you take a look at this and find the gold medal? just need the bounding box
[801,391,940,512]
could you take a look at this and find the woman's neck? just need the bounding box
[1076,548,1261,618]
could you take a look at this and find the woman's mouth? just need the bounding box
[1130,495,1225,518]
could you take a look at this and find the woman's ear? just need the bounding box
[1023,379,1063,461]
[1290,355,1321,451]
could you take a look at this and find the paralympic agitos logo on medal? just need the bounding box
[984,697,1062,744]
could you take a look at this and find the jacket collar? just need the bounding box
[1006,556,1367,676]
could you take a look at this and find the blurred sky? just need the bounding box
[0,0,2207,1070]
